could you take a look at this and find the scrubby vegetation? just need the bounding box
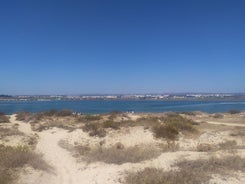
[82,122,106,137]
[77,114,102,122]
[84,144,160,164]
[197,140,238,152]
[228,109,241,114]
[0,112,10,123]
[0,127,24,138]
[0,144,51,184]
[102,120,121,129]
[124,156,245,184]
[16,112,33,122]
[153,124,179,140]
[152,113,197,140]
[213,113,224,118]
[230,128,245,137]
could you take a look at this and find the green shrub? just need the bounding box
[152,124,179,140]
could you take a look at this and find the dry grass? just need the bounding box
[230,128,245,137]
[213,113,224,119]
[82,122,106,137]
[0,127,24,138]
[84,144,161,164]
[197,140,238,152]
[218,140,237,150]
[77,114,102,122]
[0,113,10,123]
[124,156,245,184]
[102,120,121,129]
[0,144,52,184]
[196,143,216,152]
[16,112,33,122]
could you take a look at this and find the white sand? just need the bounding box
[5,114,245,184]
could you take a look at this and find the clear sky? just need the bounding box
[0,0,244,95]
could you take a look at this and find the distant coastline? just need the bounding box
[1,93,245,102]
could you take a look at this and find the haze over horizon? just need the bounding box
[1,0,245,95]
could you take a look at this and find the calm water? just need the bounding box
[1,100,245,114]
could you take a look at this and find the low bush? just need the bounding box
[0,113,10,123]
[77,114,102,122]
[55,109,73,117]
[16,112,33,122]
[102,121,121,129]
[152,114,196,140]
[152,124,179,140]
[0,144,51,184]
[124,156,245,184]
[228,109,241,114]
[84,144,160,164]
[218,140,237,150]
[163,114,196,132]
[213,113,224,118]
[0,127,24,138]
[82,122,106,137]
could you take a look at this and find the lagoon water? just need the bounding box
[1,100,245,114]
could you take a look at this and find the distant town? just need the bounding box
[0,93,245,101]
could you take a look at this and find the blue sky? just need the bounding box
[0,0,244,95]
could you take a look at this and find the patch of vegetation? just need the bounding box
[213,113,224,119]
[0,112,10,123]
[228,109,241,114]
[31,120,75,132]
[0,127,24,138]
[197,140,238,152]
[55,109,73,116]
[77,114,102,122]
[102,120,121,129]
[163,113,196,132]
[218,140,237,150]
[82,119,121,137]
[84,144,160,164]
[82,122,106,137]
[16,112,33,122]
[196,143,216,152]
[230,128,245,137]
[153,124,179,140]
[108,111,122,120]
[0,144,51,184]
[124,156,245,184]
[152,114,196,140]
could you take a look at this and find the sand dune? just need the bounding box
[1,112,245,184]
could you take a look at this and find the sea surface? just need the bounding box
[1,100,245,115]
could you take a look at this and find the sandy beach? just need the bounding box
[1,111,245,184]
